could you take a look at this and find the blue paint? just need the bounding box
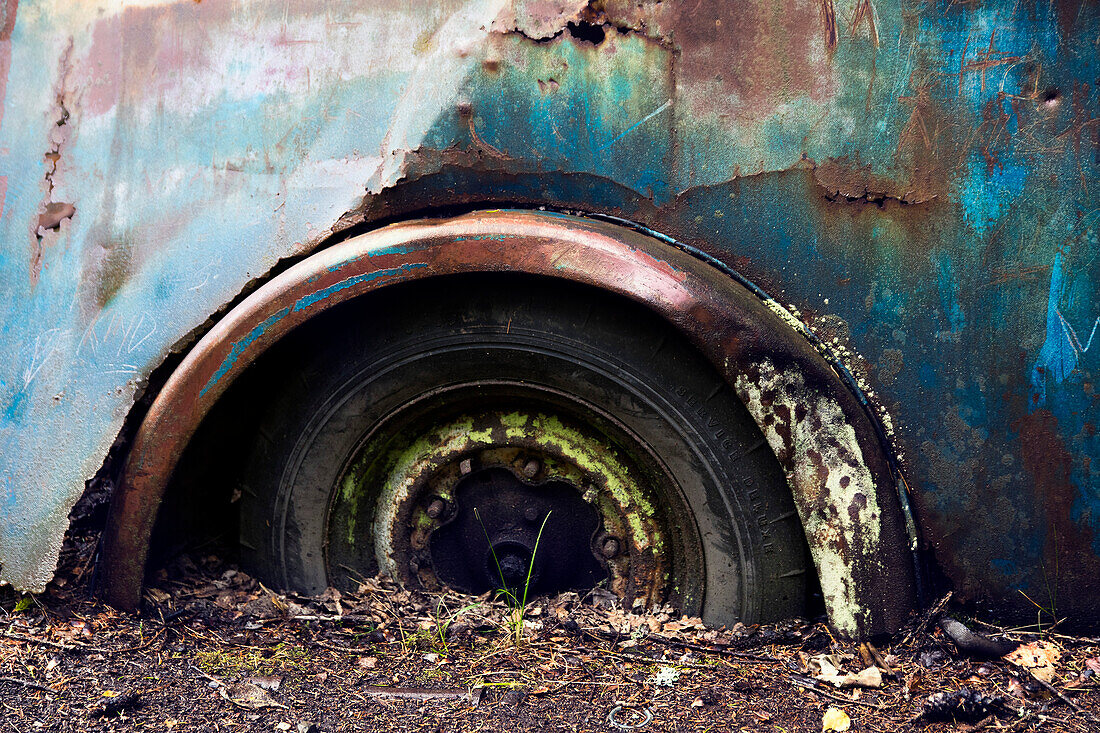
[365,244,423,257]
[199,306,291,399]
[199,263,429,399]
[1032,253,1078,406]
[291,263,428,312]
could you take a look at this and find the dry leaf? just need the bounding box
[145,588,171,603]
[243,675,282,691]
[1004,641,1061,683]
[822,706,851,732]
[812,656,883,688]
[219,682,287,710]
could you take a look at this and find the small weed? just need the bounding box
[1018,588,1060,632]
[476,507,551,646]
[430,598,480,655]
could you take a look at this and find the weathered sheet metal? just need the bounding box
[1,0,1098,628]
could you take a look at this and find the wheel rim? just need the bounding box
[325,382,706,610]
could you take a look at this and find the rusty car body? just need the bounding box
[0,0,1097,639]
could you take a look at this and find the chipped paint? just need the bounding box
[0,0,1097,633]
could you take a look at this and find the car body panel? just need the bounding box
[1,0,1097,626]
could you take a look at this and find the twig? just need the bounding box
[0,676,56,693]
[900,591,952,648]
[1,630,80,652]
[609,648,726,671]
[361,686,474,701]
[189,664,225,688]
[642,633,782,663]
[100,627,167,656]
[787,676,883,709]
[1010,664,1099,723]
[3,627,162,656]
[571,625,779,664]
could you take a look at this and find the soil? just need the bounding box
[2,521,1098,732]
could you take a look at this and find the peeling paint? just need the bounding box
[1,0,1097,632]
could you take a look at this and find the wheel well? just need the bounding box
[100,210,915,638]
[148,274,715,563]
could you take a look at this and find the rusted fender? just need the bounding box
[100,210,916,638]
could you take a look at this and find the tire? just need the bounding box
[239,275,809,624]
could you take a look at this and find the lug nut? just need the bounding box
[522,459,540,478]
[459,458,473,475]
[426,498,448,519]
[524,506,541,523]
[600,537,621,559]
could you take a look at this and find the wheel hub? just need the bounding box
[428,466,608,596]
[325,393,704,610]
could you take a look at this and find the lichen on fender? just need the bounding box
[734,359,883,637]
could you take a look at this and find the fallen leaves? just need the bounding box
[822,706,851,731]
[807,654,884,688]
[219,681,288,710]
[1004,641,1062,683]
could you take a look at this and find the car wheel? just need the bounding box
[239,276,809,623]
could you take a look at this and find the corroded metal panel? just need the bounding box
[1,0,1098,628]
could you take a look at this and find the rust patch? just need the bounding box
[0,0,16,129]
[0,0,15,41]
[593,0,836,122]
[30,40,74,286]
[849,0,878,46]
[493,0,592,40]
[37,201,75,231]
[815,71,966,206]
[1013,409,1100,612]
[0,1,15,228]
[820,0,837,54]
[958,31,1021,96]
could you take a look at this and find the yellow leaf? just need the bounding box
[1004,641,1062,683]
[822,706,851,732]
[102,690,119,698]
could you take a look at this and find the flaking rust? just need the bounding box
[1,0,1097,634]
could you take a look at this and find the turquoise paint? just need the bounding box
[0,0,1096,626]
[291,262,428,312]
[200,306,291,399]
[199,262,429,398]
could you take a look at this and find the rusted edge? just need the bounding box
[98,210,916,638]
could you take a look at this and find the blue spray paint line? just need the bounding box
[292,262,428,311]
[199,263,429,398]
[1031,252,1073,407]
[596,99,672,153]
[199,306,291,399]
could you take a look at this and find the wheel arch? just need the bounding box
[99,209,916,638]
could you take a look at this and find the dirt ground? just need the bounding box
[2,521,1099,733]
